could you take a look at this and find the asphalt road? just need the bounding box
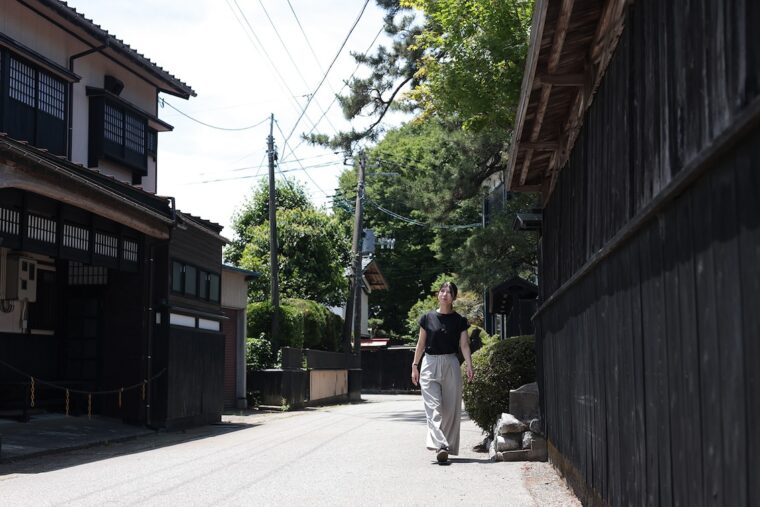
[0,395,579,506]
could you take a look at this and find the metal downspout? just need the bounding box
[67,43,108,160]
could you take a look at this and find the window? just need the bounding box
[185,264,197,296]
[147,129,157,157]
[91,95,149,174]
[198,270,208,300]
[1,50,67,155]
[209,273,220,303]
[171,260,219,303]
[172,260,183,293]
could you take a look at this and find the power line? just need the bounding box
[279,0,371,160]
[197,152,343,177]
[160,99,269,131]
[225,0,326,135]
[256,0,340,136]
[275,119,328,196]
[365,198,482,230]
[279,24,384,164]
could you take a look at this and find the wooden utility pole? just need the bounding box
[343,152,367,356]
[350,153,366,358]
[267,113,280,350]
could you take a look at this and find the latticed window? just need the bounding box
[123,239,139,262]
[94,232,118,258]
[0,207,20,236]
[68,262,108,286]
[104,102,123,144]
[63,223,89,251]
[125,112,145,154]
[9,57,35,107]
[27,214,56,243]
[38,73,65,120]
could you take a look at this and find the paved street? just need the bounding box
[0,395,578,506]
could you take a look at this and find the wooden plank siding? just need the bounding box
[536,0,760,505]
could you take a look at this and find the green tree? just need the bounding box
[402,0,532,131]
[229,179,351,306]
[225,179,312,266]
[455,192,538,290]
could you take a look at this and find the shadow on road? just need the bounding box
[0,421,253,477]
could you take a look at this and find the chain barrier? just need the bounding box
[0,358,165,416]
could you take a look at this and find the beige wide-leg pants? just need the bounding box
[420,353,462,455]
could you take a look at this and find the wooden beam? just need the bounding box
[521,141,559,150]
[519,0,575,187]
[534,73,586,88]
[542,1,630,204]
[504,0,549,190]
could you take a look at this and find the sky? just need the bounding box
[64,0,411,237]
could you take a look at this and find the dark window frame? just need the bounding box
[171,259,220,303]
[0,48,68,155]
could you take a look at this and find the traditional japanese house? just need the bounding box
[0,0,228,429]
[507,0,760,505]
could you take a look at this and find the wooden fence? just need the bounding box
[537,1,760,505]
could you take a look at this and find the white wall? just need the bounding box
[2,1,161,192]
[221,269,248,310]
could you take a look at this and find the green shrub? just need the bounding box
[246,334,277,370]
[462,335,536,435]
[247,299,343,352]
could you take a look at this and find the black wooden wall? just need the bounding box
[537,1,760,505]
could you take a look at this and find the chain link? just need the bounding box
[30,376,35,408]
[87,393,92,419]
[65,389,70,416]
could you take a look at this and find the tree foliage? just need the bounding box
[225,180,312,266]
[229,179,350,306]
[402,0,532,131]
[325,0,537,336]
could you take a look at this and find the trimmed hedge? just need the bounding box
[247,299,343,352]
[462,335,536,435]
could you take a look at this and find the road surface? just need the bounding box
[0,395,578,506]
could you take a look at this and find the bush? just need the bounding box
[246,335,277,370]
[247,299,343,352]
[462,335,536,435]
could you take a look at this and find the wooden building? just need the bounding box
[0,0,228,429]
[506,0,760,505]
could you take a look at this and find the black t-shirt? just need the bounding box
[418,310,469,355]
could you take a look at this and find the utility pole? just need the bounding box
[267,113,280,351]
[343,151,366,357]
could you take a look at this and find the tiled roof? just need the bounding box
[0,132,173,217]
[42,0,196,98]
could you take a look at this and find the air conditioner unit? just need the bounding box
[5,255,37,302]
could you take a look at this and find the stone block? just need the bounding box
[509,382,539,422]
[495,413,527,434]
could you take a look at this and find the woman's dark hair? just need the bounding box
[439,281,458,299]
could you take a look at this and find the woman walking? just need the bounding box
[411,281,474,463]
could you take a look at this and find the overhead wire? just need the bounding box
[279,0,372,161]
[160,99,269,131]
[256,0,340,135]
[365,198,482,230]
[279,23,385,164]
[225,0,327,136]
[275,119,329,196]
